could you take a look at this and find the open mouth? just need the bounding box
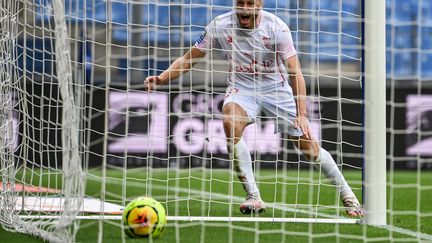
[241,14,250,21]
[239,14,252,25]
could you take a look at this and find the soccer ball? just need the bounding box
[122,196,167,238]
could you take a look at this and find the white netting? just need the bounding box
[85,0,365,240]
[0,0,83,242]
[1,0,431,242]
[386,0,432,240]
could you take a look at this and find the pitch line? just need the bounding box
[375,225,432,241]
[19,215,358,224]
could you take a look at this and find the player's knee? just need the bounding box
[309,143,321,161]
[223,118,239,138]
[299,139,320,161]
[223,118,245,143]
[223,118,234,133]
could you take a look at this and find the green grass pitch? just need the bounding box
[1,168,431,242]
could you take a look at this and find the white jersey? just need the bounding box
[194,10,297,94]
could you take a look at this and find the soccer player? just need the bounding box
[145,0,363,217]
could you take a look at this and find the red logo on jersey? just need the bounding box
[227,36,232,44]
[262,37,271,49]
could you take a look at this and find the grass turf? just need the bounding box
[1,169,431,242]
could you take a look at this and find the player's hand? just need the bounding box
[294,116,312,139]
[144,76,163,92]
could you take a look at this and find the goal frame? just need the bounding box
[363,0,387,226]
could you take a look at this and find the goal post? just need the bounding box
[363,0,387,226]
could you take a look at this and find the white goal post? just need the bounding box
[363,0,386,226]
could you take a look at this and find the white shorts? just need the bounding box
[223,86,304,136]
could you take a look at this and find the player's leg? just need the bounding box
[289,135,363,217]
[260,93,362,216]
[222,101,265,214]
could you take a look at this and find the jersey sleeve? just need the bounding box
[194,21,216,53]
[275,23,297,60]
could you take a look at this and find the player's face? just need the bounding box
[235,0,263,29]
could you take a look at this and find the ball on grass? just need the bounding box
[122,196,167,238]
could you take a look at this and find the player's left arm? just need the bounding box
[285,55,312,139]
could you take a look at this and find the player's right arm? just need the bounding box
[144,47,206,91]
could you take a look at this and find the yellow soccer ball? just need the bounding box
[122,197,167,238]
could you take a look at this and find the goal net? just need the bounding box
[1,0,84,242]
[0,0,431,242]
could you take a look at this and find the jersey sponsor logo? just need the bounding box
[230,60,275,76]
[228,52,275,76]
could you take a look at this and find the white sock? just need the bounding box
[315,148,355,199]
[231,138,260,197]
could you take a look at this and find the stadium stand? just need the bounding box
[29,0,432,79]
